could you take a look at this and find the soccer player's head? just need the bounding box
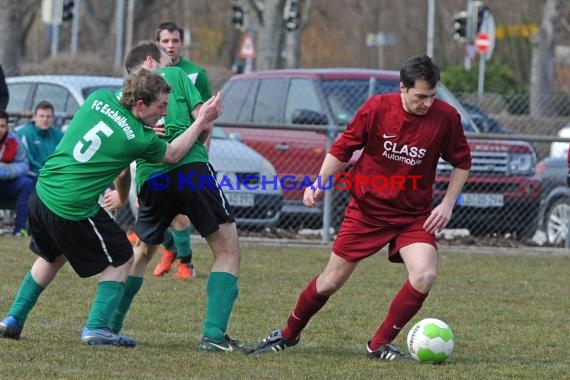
[399,55,440,116]
[155,21,184,63]
[121,68,172,127]
[124,41,172,74]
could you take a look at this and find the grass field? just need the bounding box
[0,236,568,379]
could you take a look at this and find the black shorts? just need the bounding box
[135,162,235,245]
[28,191,133,278]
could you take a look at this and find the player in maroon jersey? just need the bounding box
[251,55,471,360]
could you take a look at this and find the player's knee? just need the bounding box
[410,269,437,292]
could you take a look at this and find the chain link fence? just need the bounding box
[3,74,570,247]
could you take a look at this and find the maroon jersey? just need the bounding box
[329,92,471,224]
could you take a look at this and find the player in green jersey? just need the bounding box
[0,68,222,346]
[152,21,215,280]
[108,41,250,353]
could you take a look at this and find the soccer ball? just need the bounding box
[406,318,454,363]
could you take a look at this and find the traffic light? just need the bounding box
[452,11,468,41]
[284,0,300,31]
[62,0,74,21]
[231,1,244,29]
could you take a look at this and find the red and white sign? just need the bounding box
[475,32,490,55]
[239,34,256,59]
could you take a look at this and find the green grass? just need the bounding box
[0,236,569,379]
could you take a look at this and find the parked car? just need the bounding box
[536,156,570,244]
[549,125,570,159]
[6,75,124,127]
[6,75,283,229]
[217,68,541,238]
[461,102,512,134]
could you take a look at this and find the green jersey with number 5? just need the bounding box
[36,89,167,220]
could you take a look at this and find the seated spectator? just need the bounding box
[15,101,63,178]
[0,110,33,236]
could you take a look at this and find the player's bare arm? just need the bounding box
[304,153,345,208]
[163,92,222,163]
[103,167,131,211]
[423,167,469,233]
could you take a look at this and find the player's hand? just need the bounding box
[198,92,223,123]
[303,183,324,208]
[102,190,125,212]
[423,202,452,234]
[153,118,166,136]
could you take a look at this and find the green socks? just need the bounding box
[85,281,125,330]
[203,272,239,341]
[172,226,192,263]
[108,276,144,333]
[7,271,44,328]
[162,229,176,251]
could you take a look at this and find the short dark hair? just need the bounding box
[0,109,8,122]
[120,68,172,109]
[124,41,162,73]
[34,100,54,115]
[155,21,184,42]
[400,55,440,89]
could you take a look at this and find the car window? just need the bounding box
[34,84,73,114]
[82,85,122,99]
[436,84,478,132]
[253,79,287,123]
[285,79,322,123]
[219,79,257,122]
[6,83,33,113]
[322,79,400,124]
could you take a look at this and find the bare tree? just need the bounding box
[247,0,286,70]
[0,0,24,75]
[283,0,313,69]
[530,0,567,116]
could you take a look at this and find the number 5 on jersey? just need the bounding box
[73,121,114,162]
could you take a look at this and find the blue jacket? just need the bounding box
[15,122,63,176]
[0,132,29,180]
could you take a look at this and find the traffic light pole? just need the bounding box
[464,0,474,70]
[477,54,485,97]
[70,0,81,56]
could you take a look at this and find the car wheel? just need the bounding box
[544,197,570,244]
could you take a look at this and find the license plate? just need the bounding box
[225,192,255,207]
[457,193,504,208]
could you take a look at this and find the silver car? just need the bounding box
[6,75,283,229]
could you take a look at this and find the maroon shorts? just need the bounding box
[332,213,437,263]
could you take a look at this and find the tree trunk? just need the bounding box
[0,0,24,75]
[283,0,313,69]
[529,0,567,116]
[255,0,286,70]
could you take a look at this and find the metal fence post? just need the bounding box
[566,206,570,249]
[321,124,337,244]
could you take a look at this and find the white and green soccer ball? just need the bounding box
[406,318,454,363]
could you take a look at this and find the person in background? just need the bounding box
[0,110,33,236]
[16,101,63,179]
[148,21,215,280]
[250,55,471,360]
[0,65,8,110]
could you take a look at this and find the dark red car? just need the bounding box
[217,69,541,238]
